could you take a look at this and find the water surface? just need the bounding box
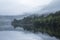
[0,16,59,40]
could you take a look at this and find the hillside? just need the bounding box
[12,11,60,38]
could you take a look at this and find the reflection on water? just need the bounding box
[0,31,59,40]
[0,16,59,40]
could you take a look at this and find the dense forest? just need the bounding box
[11,11,60,38]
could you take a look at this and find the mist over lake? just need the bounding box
[0,16,59,40]
[0,0,60,40]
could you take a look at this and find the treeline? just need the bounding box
[11,11,60,38]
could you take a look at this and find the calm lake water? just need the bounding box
[0,16,59,40]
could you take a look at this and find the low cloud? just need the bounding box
[0,0,52,15]
[39,0,60,13]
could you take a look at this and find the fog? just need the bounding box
[0,0,60,15]
[0,16,59,40]
[0,0,60,40]
[0,0,52,15]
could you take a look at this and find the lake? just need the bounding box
[0,16,59,40]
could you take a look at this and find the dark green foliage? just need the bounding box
[12,19,18,28]
[11,11,60,38]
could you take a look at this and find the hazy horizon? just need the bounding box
[0,0,60,40]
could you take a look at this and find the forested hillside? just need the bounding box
[12,11,60,38]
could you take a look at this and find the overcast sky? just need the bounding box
[39,0,60,13]
[0,0,60,15]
